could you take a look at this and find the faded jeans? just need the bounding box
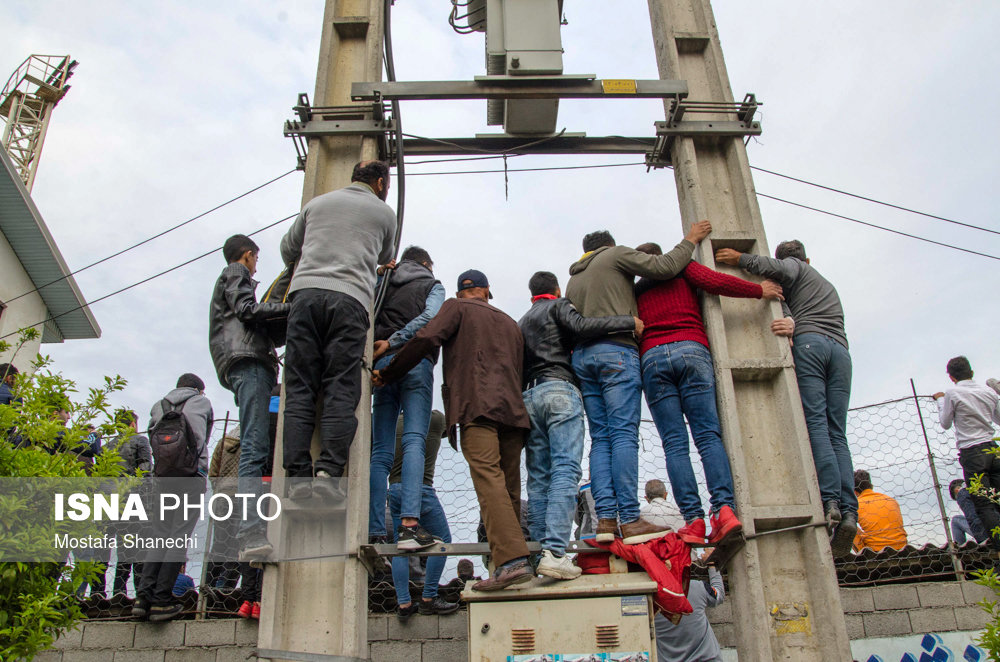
[389,483,450,604]
[228,358,277,537]
[641,341,735,522]
[792,332,856,514]
[571,342,643,524]
[523,379,585,556]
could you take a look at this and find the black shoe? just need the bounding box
[824,501,842,533]
[239,531,274,562]
[131,597,149,620]
[313,470,346,502]
[148,602,184,623]
[397,602,419,623]
[397,523,439,551]
[418,596,460,616]
[830,511,858,557]
[368,534,389,546]
[287,479,313,501]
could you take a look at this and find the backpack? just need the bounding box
[150,399,200,477]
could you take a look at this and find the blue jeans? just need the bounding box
[228,359,277,536]
[952,515,973,545]
[571,342,642,524]
[370,353,434,537]
[792,333,856,514]
[389,483,450,604]
[641,341,735,522]
[523,380,586,556]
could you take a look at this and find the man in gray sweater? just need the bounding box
[279,161,396,495]
[653,565,725,662]
[716,240,856,556]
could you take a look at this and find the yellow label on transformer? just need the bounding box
[602,79,638,94]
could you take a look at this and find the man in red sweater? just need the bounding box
[634,243,784,547]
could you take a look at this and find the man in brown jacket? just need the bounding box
[374,269,533,591]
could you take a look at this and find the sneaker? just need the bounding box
[418,596,460,615]
[536,550,582,580]
[131,597,149,620]
[313,470,346,501]
[620,518,670,545]
[237,600,253,619]
[148,602,184,623]
[824,501,842,534]
[472,560,534,592]
[707,506,743,545]
[677,518,707,544]
[239,531,274,562]
[397,523,439,551]
[287,479,313,501]
[595,518,619,543]
[251,601,261,620]
[831,510,858,557]
[397,602,419,623]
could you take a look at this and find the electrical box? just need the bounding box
[463,572,656,662]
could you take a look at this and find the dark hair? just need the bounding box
[0,363,18,379]
[949,479,966,499]
[351,160,390,187]
[853,469,873,492]
[644,479,667,500]
[528,271,559,297]
[400,245,432,266]
[775,240,807,261]
[947,356,973,381]
[176,373,205,391]
[635,242,662,256]
[223,234,259,264]
[582,231,615,253]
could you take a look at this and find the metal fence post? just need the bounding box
[911,378,963,579]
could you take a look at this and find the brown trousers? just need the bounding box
[460,418,529,567]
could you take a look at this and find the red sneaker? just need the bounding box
[251,601,261,620]
[676,518,706,544]
[237,600,253,619]
[708,505,742,545]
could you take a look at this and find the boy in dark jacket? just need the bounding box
[209,235,289,560]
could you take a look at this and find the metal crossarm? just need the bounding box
[350,76,689,102]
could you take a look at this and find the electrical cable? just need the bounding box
[756,193,1000,262]
[3,169,298,306]
[751,166,999,237]
[0,213,298,342]
[372,0,406,317]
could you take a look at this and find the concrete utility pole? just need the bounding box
[256,1,383,660]
[647,0,853,659]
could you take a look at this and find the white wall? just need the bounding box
[0,230,46,372]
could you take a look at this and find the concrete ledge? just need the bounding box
[233,621,258,647]
[387,613,438,641]
[962,580,995,605]
[917,582,964,608]
[840,587,875,613]
[184,621,236,648]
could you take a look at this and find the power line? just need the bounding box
[751,166,999,237]
[0,213,298,342]
[756,193,1000,262]
[4,169,298,306]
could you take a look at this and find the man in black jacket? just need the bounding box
[209,234,290,560]
[517,271,641,579]
[370,246,445,551]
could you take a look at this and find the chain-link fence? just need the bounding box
[67,391,995,621]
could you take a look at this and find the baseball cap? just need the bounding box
[457,269,493,298]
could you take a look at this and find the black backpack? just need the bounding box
[150,399,200,477]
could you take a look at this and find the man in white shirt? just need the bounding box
[640,479,683,532]
[934,356,1000,550]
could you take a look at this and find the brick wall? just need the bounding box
[42,580,993,661]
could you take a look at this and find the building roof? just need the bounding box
[0,148,100,342]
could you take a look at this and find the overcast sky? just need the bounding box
[4,2,999,442]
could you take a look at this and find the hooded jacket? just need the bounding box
[565,241,694,347]
[149,387,214,475]
[209,262,289,390]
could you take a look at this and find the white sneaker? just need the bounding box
[536,549,582,580]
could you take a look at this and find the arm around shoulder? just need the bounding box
[555,299,635,342]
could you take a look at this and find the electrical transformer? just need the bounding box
[462,572,656,662]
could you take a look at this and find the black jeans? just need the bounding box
[137,478,204,605]
[959,442,1000,550]
[282,288,369,478]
